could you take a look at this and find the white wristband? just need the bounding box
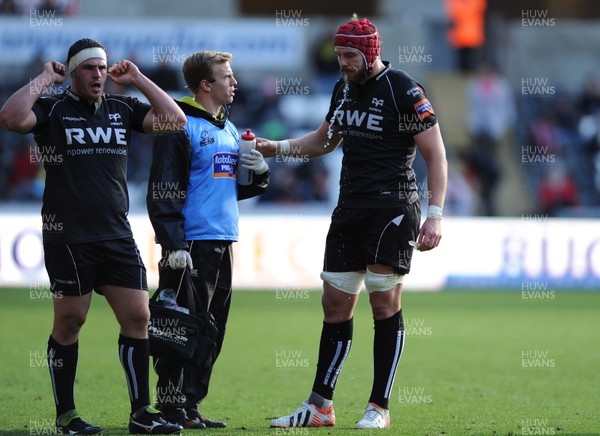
[427,205,443,220]
[279,140,291,155]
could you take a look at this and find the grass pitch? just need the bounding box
[0,288,598,435]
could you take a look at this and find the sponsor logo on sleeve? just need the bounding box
[413,98,434,120]
[406,86,424,97]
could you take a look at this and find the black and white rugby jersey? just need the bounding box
[325,63,438,209]
[31,88,150,243]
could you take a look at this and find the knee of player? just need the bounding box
[370,303,397,320]
[126,306,150,329]
[54,313,87,337]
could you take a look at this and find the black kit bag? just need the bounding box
[148,266,218,368]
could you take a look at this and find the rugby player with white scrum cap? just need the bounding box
[257,14,447,430]
[0,38,186,434]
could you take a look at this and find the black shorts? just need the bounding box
[44,237,147,296]
[323,203,421,275]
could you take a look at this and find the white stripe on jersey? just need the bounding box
[47,96,67,118]
[384,74,401,113]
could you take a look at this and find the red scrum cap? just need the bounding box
[335,14,380,70]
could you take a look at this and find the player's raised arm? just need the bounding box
[0,61,67,133]
[414,123,448,251]
[108,59,186,134]
[256,119,342,159]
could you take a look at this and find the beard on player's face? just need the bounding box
[340,60,369,84]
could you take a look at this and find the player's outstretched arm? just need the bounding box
[256,119,342,159]
[414,123,448,251]
[0,61,67,133]
[108,60,186,134]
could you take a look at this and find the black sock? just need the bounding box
[369,310,405,409]
[118,335,151,413]
[311,318,353,401]
[48,336,78,419]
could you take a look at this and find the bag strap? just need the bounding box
[149,287,162,303]
[172,241,217,312]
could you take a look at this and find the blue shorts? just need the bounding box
[323,202,421,275]
[44,237,148,296]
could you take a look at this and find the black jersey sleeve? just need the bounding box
[399,81,438,135]
[325,79,345,123]
[237,168,270,201]
[30,96,56,134]
[147,130,191,251]
[127,96,151,133]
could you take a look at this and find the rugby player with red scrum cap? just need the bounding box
[257,14,447,430]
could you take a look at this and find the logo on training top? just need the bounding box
[368,98,385,114]
[413,99,434,120]
[332,109,384,132]
[199,130,215,147]
[368,97,384,113]
[371,98,384,108]
[65,127,127,145]
[108,112,123,126]
[62,116,86,122]
[406,86,424,97]
[213,152,237,179]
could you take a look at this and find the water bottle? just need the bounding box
[158,288,177,305]
[158,288,189,314]
[237,128,256,185]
